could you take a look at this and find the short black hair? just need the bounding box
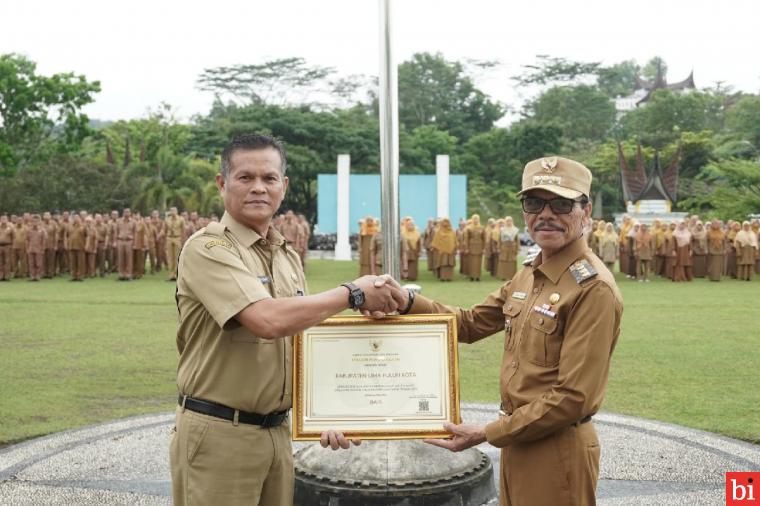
[220,133,287,179]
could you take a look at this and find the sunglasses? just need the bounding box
[521,196,587,215]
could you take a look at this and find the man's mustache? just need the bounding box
[535,221,564,232]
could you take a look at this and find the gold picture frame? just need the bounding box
[292,314,460,441]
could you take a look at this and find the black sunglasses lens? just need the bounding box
[549,199,574,214]
[522,198,544,213]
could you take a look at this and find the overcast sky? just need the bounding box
[3,0,759,123]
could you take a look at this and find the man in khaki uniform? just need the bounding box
[26,214,48,281]
[132,212,149,279]
[395,157,623,506]
[106,210,119,273]
[170,133,403,506]
[57,211,71,274]
[67,215,87,281]
[116,209,136,280]
[94,213,108,277]
[0,215,15,281]
[165,207,185,281]
[12,216,28,278]
[42,212,58,278]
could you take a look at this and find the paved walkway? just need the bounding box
[1,403,758,505]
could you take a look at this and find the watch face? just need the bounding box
[353,290,365,308]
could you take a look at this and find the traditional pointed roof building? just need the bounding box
[618,143,681,213]
[615,61,696,112]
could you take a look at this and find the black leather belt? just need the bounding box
[179,396,288,428]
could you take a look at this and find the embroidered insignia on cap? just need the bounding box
[540,157,558,173]
[533,175,562,186]
[569,259,598,284]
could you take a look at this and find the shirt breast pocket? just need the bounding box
[526,312,563,367]
[502,302,522,350]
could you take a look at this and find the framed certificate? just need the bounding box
[292,314,460,440]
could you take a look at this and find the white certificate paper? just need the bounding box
[293,315,460,440]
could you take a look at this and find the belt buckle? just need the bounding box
[261,413,273,427]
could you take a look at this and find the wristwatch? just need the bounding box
[341,282,365,309]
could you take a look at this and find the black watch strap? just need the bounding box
[399,288,415,315]
[341,282,362,309]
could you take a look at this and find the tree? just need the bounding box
[726,95,760,148]
[619,90,722,148]
[642,56,668,81]
[512,55,600,86]
[397,52,504,141]
[525,85,616,142]
[0,53,100,173]
[597,60,640,98]
[399,125,458,173]
[680,158,760,218]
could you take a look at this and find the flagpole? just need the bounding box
[378,0,400,280]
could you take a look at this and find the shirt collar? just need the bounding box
[220,212,285,248]
[532,235,590,284]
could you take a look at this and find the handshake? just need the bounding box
[346,274,412,318]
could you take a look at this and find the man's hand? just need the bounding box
[351,275,404,315]
[423,422,487,452]
[356,275,409,318]
[320,430,362,450]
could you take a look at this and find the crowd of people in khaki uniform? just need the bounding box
[0,207,311,283]
[356,213,521,283]
[588,215,760,282]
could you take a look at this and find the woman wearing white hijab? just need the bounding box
[734,221,758,281]
[672,221,693,282]
[496,216,520,280]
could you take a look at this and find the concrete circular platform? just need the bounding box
[2,403,758,505]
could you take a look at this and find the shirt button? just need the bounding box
[511,361,517,368]
[538,317,544,324]
[533,287,540,294]
[507,304,513,311]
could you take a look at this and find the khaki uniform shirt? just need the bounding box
[117,218,136,241]
[166,216,186,239]
[26,226,47,254]
[175,212,307,414]
[0,224,13,245]
[13,225,27,249]
[411,236,623,447]
[96,223,108,248]
[43,221,58,249]
[68,223,86,250]
[464,227,486,254]
[133,220,148,249]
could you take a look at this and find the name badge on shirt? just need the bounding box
[512,291,527,300]
[258,276,271,285]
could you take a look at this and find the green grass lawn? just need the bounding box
[1,259,758,446]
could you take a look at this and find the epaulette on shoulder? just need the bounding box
[569,258,598,284]
[204,222,226,237]
[523,249,540,265]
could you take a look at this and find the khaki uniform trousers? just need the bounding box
[27,252,44,280]
[69,250,86,280]
[0,245,11,279]
[117,240,133,279]
[132,249,145,278]
[13,247,27,278]
[170,407,294,506]
[44,248,56,277]
[166,237,182,278]
[500,422,600,506]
